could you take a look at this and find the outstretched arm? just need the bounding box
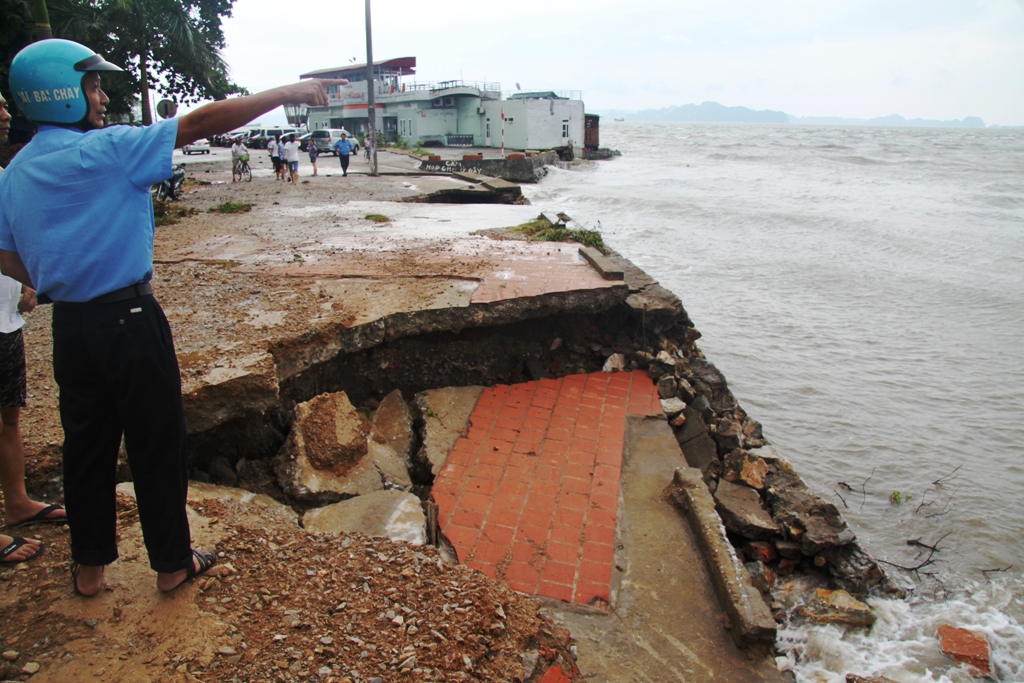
[176,79,347,148]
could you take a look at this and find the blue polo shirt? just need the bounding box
[333,138,353,156]
[0,119,177,302]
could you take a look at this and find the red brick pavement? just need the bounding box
[432,371,662,608]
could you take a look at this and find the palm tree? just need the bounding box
[51,0,235,125]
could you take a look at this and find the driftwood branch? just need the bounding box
[837,467,875,512]
[981,565,1012,577]
[932,465,962,487]
[879,531,952,573]
[833,489,848,509]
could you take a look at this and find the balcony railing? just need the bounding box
[504,90,583,101]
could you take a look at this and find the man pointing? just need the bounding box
[0,39,346,596]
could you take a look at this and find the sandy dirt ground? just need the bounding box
[0,483,579,682]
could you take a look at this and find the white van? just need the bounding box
[311,128,355,155]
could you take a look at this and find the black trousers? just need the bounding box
[339,154,350,174]
[52,294,192,572]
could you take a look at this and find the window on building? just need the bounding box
[562,121,569,138]
[486,120,491,137]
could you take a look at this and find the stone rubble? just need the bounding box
[274,391,412,503]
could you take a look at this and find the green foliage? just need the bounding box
[510,216,608,254]
[364,214,390,223]
[889,490,912,504]
[412,148,432,156]
[211,201,251,213]
[1,0,243,125]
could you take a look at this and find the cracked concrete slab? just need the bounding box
[545,416,783,683]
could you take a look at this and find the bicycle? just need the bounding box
[233,153,252,182]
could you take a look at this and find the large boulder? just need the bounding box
[302,490,427,545]
[713,416,743,455]
[679,431,722,484]
[820,543,888,596]
[275,392,411,503]
[722,449,769,490]
[796,588,876,628]
[713,480,780,540]
[688,357,727,392]
[372,389,416,472]
[413,386,485,477]
[765,459,852,555]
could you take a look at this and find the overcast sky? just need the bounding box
[179,0,1024,126]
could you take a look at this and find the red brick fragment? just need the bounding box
[938,624,990,676]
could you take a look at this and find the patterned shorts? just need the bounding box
[0,328,27,408]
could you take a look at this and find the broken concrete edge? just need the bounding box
[270,283,631,385]
[665,467,777,654]
[578,247,625,281]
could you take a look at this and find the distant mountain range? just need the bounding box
[594,102,986,128]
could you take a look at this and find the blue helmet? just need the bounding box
[9,39,122,125]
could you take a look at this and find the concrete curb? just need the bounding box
[665,467,777,654]
[578,246,625,281]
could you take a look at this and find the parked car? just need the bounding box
[298,132,313,152]
[310,128,354,155]
[248,127,299,149]
[216,129,251,147]
[182,138,210,155]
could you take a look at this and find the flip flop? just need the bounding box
[1,536,44,564]
[160,548,217,593]
[8,503,67,528]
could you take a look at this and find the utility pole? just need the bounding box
[33,0,53,40]
[364,0,378,176]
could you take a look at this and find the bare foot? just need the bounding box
[71,563,104,596]
[1,534,42,564]
[156,548,217,592]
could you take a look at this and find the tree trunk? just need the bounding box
[139,52,152,126]
[32,0,52,40]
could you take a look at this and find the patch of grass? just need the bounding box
[153,199,198,226]
[365,214,390,223]
[412,148,432,156]
[509,215,608,254]
[210,201,252,214]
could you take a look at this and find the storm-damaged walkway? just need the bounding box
[11,169,784,682]
[434,372,660,606]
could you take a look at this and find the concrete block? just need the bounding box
[666,467,777,654]
[578,247,625,281]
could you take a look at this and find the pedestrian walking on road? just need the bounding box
[308,138,320,177]
[268,135,284,180]
[333,132,354,176]
[0,38,346,596]
[283,133,300,184]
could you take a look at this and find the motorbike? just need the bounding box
[153,164,185,201]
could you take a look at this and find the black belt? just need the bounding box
[50,282,153,306]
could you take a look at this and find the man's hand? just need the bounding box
[281,79,349,107]
[17,286,36,314]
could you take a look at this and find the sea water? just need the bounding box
[523,122,1024,682]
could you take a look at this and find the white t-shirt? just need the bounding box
[284,141,300,162]
[267,139,278,157]
[0,165,25,334]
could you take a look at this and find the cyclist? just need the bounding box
[0,38,345,597]
[230,136,246,182]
